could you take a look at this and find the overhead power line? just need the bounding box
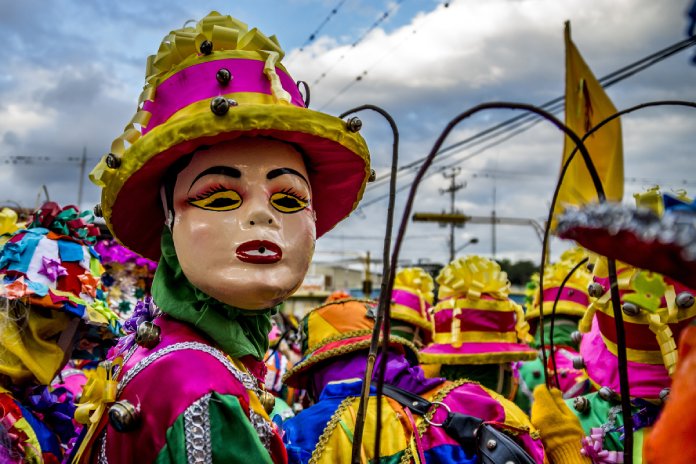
[298,0,349,52]
[318,0,455,110]
[361,34,696,205]
[314,0,406,86]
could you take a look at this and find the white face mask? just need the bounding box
[171,137,316,310]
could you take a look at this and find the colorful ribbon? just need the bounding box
[580,427,624,463]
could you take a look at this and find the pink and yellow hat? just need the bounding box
[90,12,371,260]
[420,256,536,365]
[575,258,696,399]
[390,267,434,332]
[526,247,592,321]
[283,298,418,388]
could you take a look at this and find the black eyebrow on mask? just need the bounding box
[189,166,242,191]
[266,167,309,186]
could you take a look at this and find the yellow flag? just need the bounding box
[553,21,623,226]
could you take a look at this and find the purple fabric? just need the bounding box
[391,288,429,312]
[580,315,671,399]
[433,308,517,332]
[542,286,589,306]
[310,350,444,398]
[142,58,305,134]
[94,240,157,271]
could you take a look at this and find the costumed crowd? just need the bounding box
[0,11,694,464]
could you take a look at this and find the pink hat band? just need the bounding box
[142,57,305,134]
[542,286,589,307]
[392,288,430,315]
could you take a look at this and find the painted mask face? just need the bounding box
[171,137,316,310]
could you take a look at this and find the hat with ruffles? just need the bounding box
[574,257,696,400]
[90,11,371,260]
[0,202,120,383]
[283,298,418,388]
[420,256,537,365]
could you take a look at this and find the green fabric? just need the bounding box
[152,228,273,360]
[566,391,640,453]
[533,316,579,350]
[155,392,273,464]
[515,358,544,413]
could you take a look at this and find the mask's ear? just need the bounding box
[159,151,197,231]
[159,185,174,231]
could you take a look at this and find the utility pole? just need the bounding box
[77,147,87,209]
[439,168,465,262]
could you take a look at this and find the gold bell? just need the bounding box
[135,321,161,349]
[108,400,141,432]
[259,390,276,415]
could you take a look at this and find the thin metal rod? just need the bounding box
[548,257,588,388]
[339,105,399,464]
[378,102,596,409]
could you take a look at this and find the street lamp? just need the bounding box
[455,237,479,255]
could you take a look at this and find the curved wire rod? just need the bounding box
[338,105,400,464]
[373,102,594,459]
[541,100,696,464]
[547,257,589,388]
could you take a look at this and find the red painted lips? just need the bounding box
[236,240,282,264]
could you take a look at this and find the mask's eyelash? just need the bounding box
[188,184,229,202]
[279,187,309,203]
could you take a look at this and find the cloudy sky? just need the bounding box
[1,0,694,274]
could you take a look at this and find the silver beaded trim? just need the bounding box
[97,431,108,464]
[117,341,257,396]
[184,394,213,464]
[249,409,274,452]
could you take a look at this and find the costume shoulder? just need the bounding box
[104,317,262,463]
[422,380,546,464]
[284,382,410,464]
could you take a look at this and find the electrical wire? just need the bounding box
[298,0,350,52]
[314,0,406,86]
[317,0,455,110]
[362,35,696,194]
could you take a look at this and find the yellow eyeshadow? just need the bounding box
[189,190,242,211]
[270,192,308,213]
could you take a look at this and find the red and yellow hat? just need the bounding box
[90,12,371,260]
[283,298,418,388]
[576,258,696,399]
[420,256,536,365]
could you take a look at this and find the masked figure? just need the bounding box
[0,202,119,463]
[515,248,594,413]
[73,11,370,464]
[538,188,696,462]
[282,298,545,463]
